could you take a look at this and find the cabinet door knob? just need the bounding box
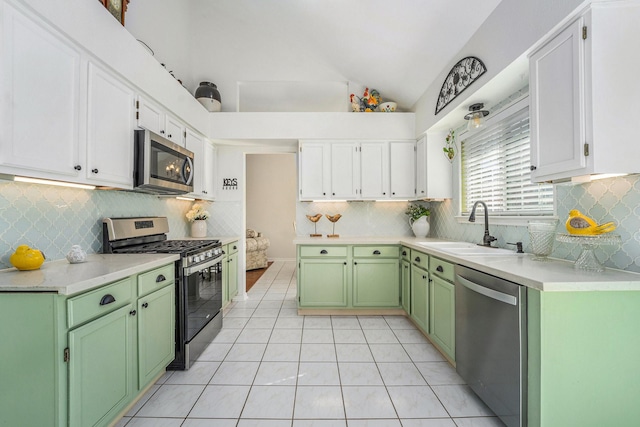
[530,165,537,171]
[423,275,427,279]
[168,134,172,138]
[74,165,82,171]
[373,250,381,255]
[320,249,328,254]
[383,192,386,195]
[142,302,149,309]
[436,265,444,273]
[332,193,335,196]
[160,130,165,134]
[354,262,358,265]
[99,294,116,306]
[392,192,396,195]
[344,262,347,265]
[91,168,99,174]
[156,274,166,283]
[129,310,137,316]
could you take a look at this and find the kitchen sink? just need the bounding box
[417,241,517,256]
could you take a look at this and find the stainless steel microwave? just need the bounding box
[133,129,194,195]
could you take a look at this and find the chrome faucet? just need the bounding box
[468,201,497,247]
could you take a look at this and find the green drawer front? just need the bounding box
[300,246,348,257]
[353,246,400,258]
[228,241,239,255]
[67,277,134,329]
[429,257,455,282]
[401,246,411,262]
[411,250,429,270]
[138,264,175,297]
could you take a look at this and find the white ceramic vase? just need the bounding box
[191,220,207,238]
[410,215,430,237]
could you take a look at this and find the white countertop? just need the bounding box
[0,253,179,296]
[294,236,640,292]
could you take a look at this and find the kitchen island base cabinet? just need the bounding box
[528,289,640,427]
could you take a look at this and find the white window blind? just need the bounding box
[461,106,554,216]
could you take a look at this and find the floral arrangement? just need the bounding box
[186,203,209,222]
[405,204,430,221]
[443,128,457,162]
[350,87,382,112]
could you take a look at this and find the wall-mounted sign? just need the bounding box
[223,178,238,190]
[435,56,487,115]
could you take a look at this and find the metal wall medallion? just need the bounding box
[435,57,487,115]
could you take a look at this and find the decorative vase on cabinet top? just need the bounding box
[410,216,430,237]
[195,81,222,112]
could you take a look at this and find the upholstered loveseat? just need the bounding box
[246,229,270,270]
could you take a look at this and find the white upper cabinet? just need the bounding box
[185,129,215,200]
[85,62,135,187]
[416,135,452,199]
[0,1,81,178]
[330,143,359,199]
[529,2,640,182]
[299,140,419,201]
[204,142,217,200]
[136,96,186,147]
[389,141,415,199]
[360,142,389,199]
[299,142,330,200]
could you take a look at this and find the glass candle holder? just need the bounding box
[528,219,559,261]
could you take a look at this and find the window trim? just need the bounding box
[455,96,557,224]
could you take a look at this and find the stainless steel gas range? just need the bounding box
[102,216,223,370]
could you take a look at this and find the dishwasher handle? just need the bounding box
[456,274,517,306]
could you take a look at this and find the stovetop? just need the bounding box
[114,239,220,254]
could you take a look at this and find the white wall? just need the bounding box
[413,0,584,134]
[246,154,297,260]
[126,0,194,92]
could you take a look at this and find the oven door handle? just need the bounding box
[183,255,223,276]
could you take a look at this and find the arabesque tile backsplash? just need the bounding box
[3,174,640,273]
[0,180,239,269]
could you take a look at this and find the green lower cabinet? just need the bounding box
[223,242,239,305]
[68,304,135,427]
[137,285,175,389]
[429,275,455,360]
[352,259,401,307]
[401,259,411,313]
[299,258,348,307]
[528,289,640,427]
[410,264,429,332]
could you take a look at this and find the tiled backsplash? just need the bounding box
[3,174,639,273]
[296,201,422,237]
[430,174,640,273]
[0,180,239,269]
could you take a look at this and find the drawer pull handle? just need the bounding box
[414,257,421,263]
[142,302,149,309]
[99,294,116,306]
[129,310,137,316]
[373,250,381,255]
[320,249,328,254]
[233,245,237,250]
[436,266,444,273]
[402,251,407,256]
[156,274,166,283]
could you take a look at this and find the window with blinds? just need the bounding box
[461,105,554,216]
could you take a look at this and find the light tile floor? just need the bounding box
[117,261,504,427]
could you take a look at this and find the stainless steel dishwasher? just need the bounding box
[455,265,527,427]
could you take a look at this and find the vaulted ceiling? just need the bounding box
[127,0,503,113]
